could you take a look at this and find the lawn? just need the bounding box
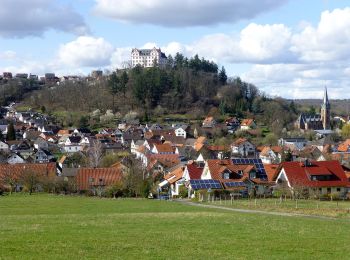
[205,197,350,218]
[1,194,350,259]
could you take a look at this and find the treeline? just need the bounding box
[0,78,41,106]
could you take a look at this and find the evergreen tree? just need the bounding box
[120,71,129,98]
[79,116,89,128]
[218,66,227,85]
[6,122,16,141]
[108,72,120,111]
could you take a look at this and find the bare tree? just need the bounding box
[20,169,41,195]
[0,167,18,194]
[88,139,103,168]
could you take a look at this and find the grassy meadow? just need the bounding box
[0,194,350,259]
[206,197,350,218]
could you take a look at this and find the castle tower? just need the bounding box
[320,87,330,130]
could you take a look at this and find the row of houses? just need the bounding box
[161,158,350,199]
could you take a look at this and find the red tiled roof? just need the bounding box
[337,139,350,152]
[264,164,279,182]
[207,159,251,182]
[76,168,123,190]
[207,145,229,151]
[186,162,204,179]
[57,129,72,136]
[280,160,349,188]
[146,154,181,168]
[232,138,248,146]
[0,163,56,180]
[241,119,254,126]
[164,166,184,184]
[154,143,174,153]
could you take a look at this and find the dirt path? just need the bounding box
[174,200,338,220]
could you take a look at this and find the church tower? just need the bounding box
[320,87,330,129]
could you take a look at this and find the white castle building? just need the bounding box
[131,47,167,68]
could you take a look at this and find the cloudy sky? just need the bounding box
[1,0,350,99]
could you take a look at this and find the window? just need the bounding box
[327,188,331,194]
[223,172,230,179]
[337,188,341,192]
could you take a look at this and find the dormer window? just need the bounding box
[223,172,231,179]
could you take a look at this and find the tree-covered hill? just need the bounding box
[18,53,298,131]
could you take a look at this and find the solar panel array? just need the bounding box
[231,158,267,179]
[224,181,246,188]
[189,179,222,190]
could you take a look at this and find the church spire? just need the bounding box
[321,86,330,130]
[323,86,330,107]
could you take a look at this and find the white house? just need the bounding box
[174,127,187,139]
[259,146,282,164]
[231,138,256,156]
[240,119,256,131]
[131,47,167,68]
[0,140,9,151]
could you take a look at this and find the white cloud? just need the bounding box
[110,47,132,69]
[0,0,88,38]
[291,8,350,62]
[93,0,288,27]
[57,36,114,68]
[0,51,17,60]
[240,62,350,99]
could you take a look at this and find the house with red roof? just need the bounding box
[0,162,57,191]
[275,160,349,197]
[183,161,205,181]
[240,119,256,131]
[151,143,178,154]
[158,165,185,197]
[76,167,123,195]
[258,146,282,164]
[200,159,271,195]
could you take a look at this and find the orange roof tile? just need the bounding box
[263,164,279,182]
[241,119,254,126]
[154,143,174,153]
[164,166,185,184]
[337,139,350,152]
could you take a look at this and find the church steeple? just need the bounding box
[323,86,330,108]
[321,86,330,129]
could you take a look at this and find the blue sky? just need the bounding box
[1,0,350,99]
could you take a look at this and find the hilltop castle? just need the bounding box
[131,47,167,68]
[295,87,331,130]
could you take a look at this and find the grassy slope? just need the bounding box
[0,194,349,259]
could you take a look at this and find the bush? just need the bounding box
[105,183,124,198]
[178,185,188,198]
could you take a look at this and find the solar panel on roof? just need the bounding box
[189,179,222,190]
[232,158,267,179]
[225,181,246,187]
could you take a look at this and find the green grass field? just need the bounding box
[206,198,350,218]
[1,194,350,259]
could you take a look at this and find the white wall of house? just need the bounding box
[63,145,82,153]
[8,154,25,164]
[200,162,211,179]
[175,128,187,139]
[231,142,255,156]
[0,141,9,151]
